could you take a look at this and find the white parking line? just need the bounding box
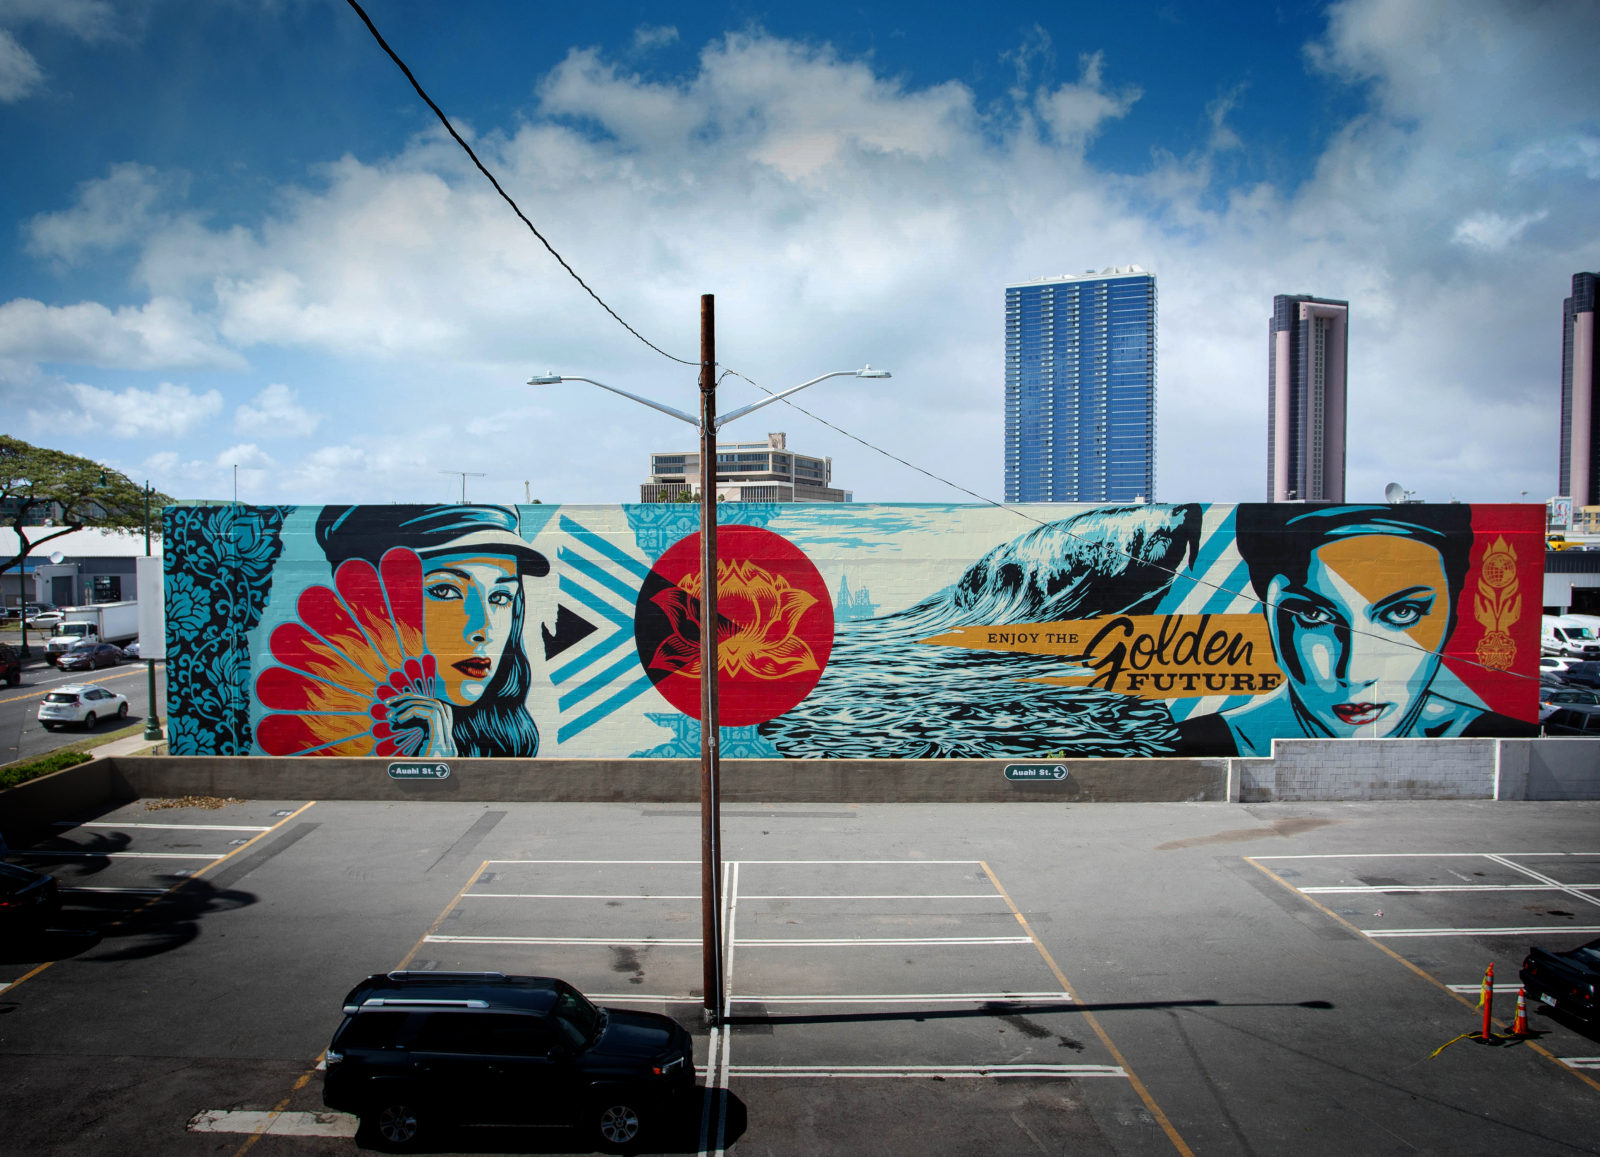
[733,992,1073,1005]
[465,892,701,899]
[186,1109,357,1137]
[1301,884,1598,894]
[1252,852,1594,859]
[61,886,168,895]
[18,851,225,860]
[737,936,1034,947]
[733,1064,1128,1079]
[426,934,703,945]
[740,894,1009,901]
[1561,1057,1600,1070]
[56,822,270,832]
[1446,984,1527,995]
[1365,925,1600,938]
[1484,854,1600,911]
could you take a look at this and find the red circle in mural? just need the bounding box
[634,524,834,727]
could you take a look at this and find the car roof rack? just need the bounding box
[386,970,507,981]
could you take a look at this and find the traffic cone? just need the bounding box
[1512,987,1529,1036]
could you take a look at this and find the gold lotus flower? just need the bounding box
[650,558,820,680]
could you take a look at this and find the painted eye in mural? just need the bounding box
[1375,594,1434,629]
[1284,600,1338,630]
[255,547,440,757]
[426,581,463,600]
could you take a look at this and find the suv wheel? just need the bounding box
[363,1098,424,1151]
[596,1096,645,1151]
[83,712,97,730]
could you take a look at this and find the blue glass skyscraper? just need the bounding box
[1005,267,1156,503]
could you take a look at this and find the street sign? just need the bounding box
[1004,763,1068,781]
[387,761,451,781]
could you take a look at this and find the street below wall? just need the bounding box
[1,798,1597,1156]
[0,642,166,765]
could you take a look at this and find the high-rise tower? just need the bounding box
[1561,272,1598,506]
[1268,294,1348,503]
[1004,267,1156,503]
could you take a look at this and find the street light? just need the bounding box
[142,481,162,742]
[529,298,889,1025]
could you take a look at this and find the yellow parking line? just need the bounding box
[1,801,318,997]
[981,862,1196,1157]
[1244,857,1600,1096]
[229,858,493,1156]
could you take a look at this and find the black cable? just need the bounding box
[343,0,697,367]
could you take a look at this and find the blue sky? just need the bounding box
[2,0,1597,507]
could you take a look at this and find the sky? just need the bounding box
[2,0,1597,510]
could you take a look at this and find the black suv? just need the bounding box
[323,971,695,1151]
[0,643,18,687]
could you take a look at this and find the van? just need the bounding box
[1542,615,1600,659]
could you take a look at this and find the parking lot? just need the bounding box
[1,798,1598,1155]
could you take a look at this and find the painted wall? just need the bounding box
[163,502,1542,759]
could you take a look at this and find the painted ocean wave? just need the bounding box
[759,505,1200,758]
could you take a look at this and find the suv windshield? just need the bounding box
[553,988,602,1048]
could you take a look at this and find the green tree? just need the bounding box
[0,436,175,585]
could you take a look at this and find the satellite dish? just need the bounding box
[48,551,65,565]
[1384,483,1405,505]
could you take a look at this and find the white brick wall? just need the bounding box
[1230,738,1600,801]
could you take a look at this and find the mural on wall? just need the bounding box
[164,501,1542,759]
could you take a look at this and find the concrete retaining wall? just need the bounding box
[5,740,1595,840]
[101,755,1229,806]
[1496,740,1600,801]
[1229,739,1501,802]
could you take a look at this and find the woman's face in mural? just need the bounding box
[1265,535,1450,738]
[422,553,521,706]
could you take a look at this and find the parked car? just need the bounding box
[55,641,123,671]
[37,684,129,731]
[1520,937,1600,1028]
[1554,661,1600,690]
[0,861,60,934]
[1544,703,1600,736]
[1539,684,1600,723]
[322,971,695,1151]
[0,642,19,687]
[26,611,64,631]
[120,641,141,660]
[1541,655,1583,675]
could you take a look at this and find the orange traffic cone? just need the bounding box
[1512,987,1529,1036]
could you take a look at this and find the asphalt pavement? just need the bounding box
[1,798,1598,1156]
[0,642,166,764]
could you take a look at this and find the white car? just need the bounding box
[1541,655,1582,674]
[26,611,64,631]
[38,684,130,731]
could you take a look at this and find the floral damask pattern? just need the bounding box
[164,505,290,755]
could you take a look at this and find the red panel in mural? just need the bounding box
[634,524,834,726]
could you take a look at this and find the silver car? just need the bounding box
[38,684,130,730]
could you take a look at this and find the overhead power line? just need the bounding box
[343,0,696,367]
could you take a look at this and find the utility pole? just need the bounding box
[440,470,486,503]
[698,293,724,1026]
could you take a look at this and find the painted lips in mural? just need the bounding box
[633,524,834,726]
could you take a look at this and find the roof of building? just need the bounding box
[0,526,162,559]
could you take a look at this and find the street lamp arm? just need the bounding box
[713,367,891,430]
[528,375,699,428]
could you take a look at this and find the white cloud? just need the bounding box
[0,296,245,370]
[29,380,223,438]
[25,162,179,263]
[632,24,678,52]
[0,28,42,101]
[234,383,322,437]
[0,0,117,101]
[8,6,1600,509]
[1452,209,1549,251]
